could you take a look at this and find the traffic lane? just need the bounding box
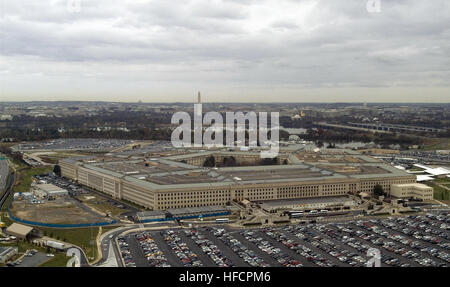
[0,159,9,191]
[107,231,127,267]
[0,172,14,209]
[99,232,122,267]
[97,226,136,266]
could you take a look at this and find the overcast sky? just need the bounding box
[1,0,449,102]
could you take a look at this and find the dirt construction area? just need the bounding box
[10,197,109,225]
[76,194,128,217]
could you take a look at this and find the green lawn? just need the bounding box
[1,240,53,256]
[434,177,450,185]
[39,227,100,262]
[12,166,53,194]
[2,165,53,212]
[39,253,70,267]
[427,183,450,201]
[422,137,450,150]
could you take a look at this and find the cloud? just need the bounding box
[0,0,449,102]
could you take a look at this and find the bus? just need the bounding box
[289,212,304,218]
[216,218,229,223]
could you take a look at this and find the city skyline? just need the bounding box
[1,0,450,102]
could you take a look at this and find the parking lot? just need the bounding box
[9,250,51,267]
[117,211,450,267]
[12,138,134,152]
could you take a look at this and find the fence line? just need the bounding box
[8,208,116,228]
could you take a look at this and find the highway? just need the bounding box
[0,171,14,210]
[0,156,9,194]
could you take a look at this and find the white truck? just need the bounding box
[46,240,66,250]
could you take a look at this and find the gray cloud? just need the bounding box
[0,0,449,102]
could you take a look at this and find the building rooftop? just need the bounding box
[5,223,34,238]
[61,148,414,190]
[260,195,355,209]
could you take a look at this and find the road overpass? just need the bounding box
[347,122,445,133]
[315,122,445,134]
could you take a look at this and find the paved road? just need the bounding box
[0,157,9,194]
[0,172,14,209]
[96,227,134,267]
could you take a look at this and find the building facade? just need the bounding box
[391,183,434,200]
[60,150,416,210]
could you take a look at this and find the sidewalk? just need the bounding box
[96,242,118,267]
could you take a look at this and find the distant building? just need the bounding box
[0,114,13,121]
[0,247,18,263]
[34,183,68,197]
[13,192,34,201]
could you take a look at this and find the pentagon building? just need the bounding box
[60,148,416,210]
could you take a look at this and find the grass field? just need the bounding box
[409,167,425,172]
[39,227,101,262]
[434,177,450,185]
[427,183,450,201]
[1,240,44,253]
[39,253,70,267]
[12,166,53,194]
[422,137,450,150]
[1,165,53,212]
